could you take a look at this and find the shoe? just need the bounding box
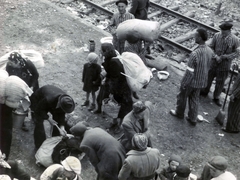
[200,91,208,97]
[93,109,101,114]
[88,103,96,111]
[132,92,139,99]
[170,110,184,119]
[81,100,89,106]
[222,128,239,134]
[186,117,197,126]
[213,98,222,107]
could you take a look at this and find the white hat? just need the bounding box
[61,156,81,175]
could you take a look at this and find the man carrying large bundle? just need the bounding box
[108,0,135,54]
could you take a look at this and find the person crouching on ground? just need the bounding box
[81,52,101,111]
[40,156,82,180]
[30,85,75,149]
[120,100,153,152]
[118,133,161,180]
[159,154,182,180]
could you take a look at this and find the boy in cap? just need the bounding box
[40,156,82,180]
[118,133,161,180]
[108,0,135,54]
[173,164,197,180]
[120,100,153,152]
[81,52,101,111]
[30,85,75,149]
[159,154,182,180]
[201,20,239,107]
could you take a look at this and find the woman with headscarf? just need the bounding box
[101,42,133,133]
[40,156,82,180]
[6,52,39,92]
[118,133,161,180]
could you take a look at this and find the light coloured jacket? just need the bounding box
[118,147,161,180]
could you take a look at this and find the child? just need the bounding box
[159,154,182,180]
[82,52,101,111]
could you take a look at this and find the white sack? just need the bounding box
[116,19,160,42]
[0,50,44,70]
[120,52,152,92]
[0,70,9,104]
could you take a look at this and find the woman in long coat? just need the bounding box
[101,42,133,131]
[222,73,240,133]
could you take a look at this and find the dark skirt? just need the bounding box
[226,98,240,131]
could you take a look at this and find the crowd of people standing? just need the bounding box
[0,0,240,179]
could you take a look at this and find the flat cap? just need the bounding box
[116,0,128,6]
[208,156,228,171]
[219,21,233,30]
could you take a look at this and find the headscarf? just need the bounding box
[8,52,26,68]
[131,133,148,151]
[87,52,99,64]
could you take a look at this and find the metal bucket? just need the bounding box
[12,110,28,128]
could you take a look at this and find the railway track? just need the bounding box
[53,0,233,61]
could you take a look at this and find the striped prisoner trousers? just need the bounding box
[203,68,228,99]
[226,98,240,131]
[176,86,200,122]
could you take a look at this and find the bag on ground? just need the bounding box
[116,19,160,42]
[119,52,153,92]
[102,97,121,119]
[35,136,63,167]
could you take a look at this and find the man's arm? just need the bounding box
[118,160,132,180]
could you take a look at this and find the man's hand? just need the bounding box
[230,95,235,102]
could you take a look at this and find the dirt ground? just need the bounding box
[1,0,240,179]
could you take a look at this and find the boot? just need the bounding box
[88,103,96,111]
[82,100,89,107]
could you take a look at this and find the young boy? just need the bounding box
[159,154,182,180]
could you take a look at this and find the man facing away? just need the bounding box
[170,28,214,126]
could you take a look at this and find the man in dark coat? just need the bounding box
[129,0,150,20]
[30,85,75,149]
[70,122,126,180]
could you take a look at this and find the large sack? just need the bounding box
[35,136,63,167]
[5,76,33,109]
[0,70,9,104]
[116,19,160,42]
[145,56,169,71]
[119,52,152,92]
[0,50,44,70]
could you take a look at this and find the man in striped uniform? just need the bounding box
[170,29,214,126]
[222,72,240,133]
[108,0,135,54]
[201,21,240,106]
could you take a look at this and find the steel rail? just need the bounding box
[81,0,114,16]
[150,1,219,33]
[80,0,219,53]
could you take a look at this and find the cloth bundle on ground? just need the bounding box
[116,19,160,42]
[0,49,44,70]
[35,136,63,167]
[35,135,81,168]
[0,70,33,109]
[118,52,153,92]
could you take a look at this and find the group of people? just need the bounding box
[1,0,240,180]
[170,20,240,132]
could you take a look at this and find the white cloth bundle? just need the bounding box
[116,19,160,42]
